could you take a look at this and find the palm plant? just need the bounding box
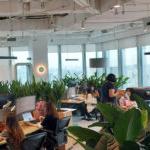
[49,79,65,109]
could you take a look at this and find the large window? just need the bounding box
[106,49,118,76]
[142,45,150,86]
[48,46,59,80]
[61,45,83,77]
[11,47,30,64]
[86,44,96,77]
[122,47,138,88]
[11,47,31,83]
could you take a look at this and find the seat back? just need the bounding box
[56,116,70,132]
[21,132,47,150]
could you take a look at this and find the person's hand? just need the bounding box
[39,116,44,122]
[0,136,5,141]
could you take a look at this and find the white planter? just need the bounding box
[67,87,76,99]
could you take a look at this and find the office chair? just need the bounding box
[43,116,70,149]
[21,132,47,150]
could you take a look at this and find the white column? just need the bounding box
[31,36,48,81]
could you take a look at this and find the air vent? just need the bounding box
[7,37,16,41]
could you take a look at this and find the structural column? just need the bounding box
[31,36,48,81]
[82,44,87,76]
[58,45,62,79]
[118,48,123,77]
[136,36,143,87]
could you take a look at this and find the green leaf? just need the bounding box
[132,94,150,120]
[68,135,94,150]
[121,141,140,150]
[114,108,143,144]
[141,109,148,129]
[88,122,112,129]
[68,126,101,145]
[97,103,124,124]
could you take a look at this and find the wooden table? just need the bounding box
[61,99,85,104]
[61,94,86,104]
[0,121,42,145]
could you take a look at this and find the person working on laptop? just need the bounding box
[40,101,58,150]
[0,114,24,150]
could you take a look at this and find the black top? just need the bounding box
[41,115,57,131]
[101,81,116,103]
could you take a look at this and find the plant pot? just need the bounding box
[67,87,76,99]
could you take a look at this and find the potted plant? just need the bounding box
[68,97,149,150]
[62,73,78,98]
[9,80,36,109]
[50,79,72,119]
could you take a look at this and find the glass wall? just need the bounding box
[47,43,150,88]
[122,47,138,87]
[86,44,96,77]
[142,45,150,86]
[11,47,31,83]
[11,47,30,64]
[48,46,59,80]
[61,45,83,77]
[106,49,118,76]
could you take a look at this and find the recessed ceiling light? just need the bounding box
[113,4,121,8]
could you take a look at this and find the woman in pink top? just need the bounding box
[119,89,137,110]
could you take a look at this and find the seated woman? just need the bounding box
[40,102,58,131]
[118,89,138,110]
[40,102,58,150]
[0,114,24,150]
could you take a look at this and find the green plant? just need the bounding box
[0,81,10,95]
[49,79,65,109]
[62,73,78,87]
[86,73,106,89]
[68,102,148,150]
[9,80,23,98]
[115,75,129,89]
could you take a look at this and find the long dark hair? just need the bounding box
[6,115,24,147]
[45,102,58,118]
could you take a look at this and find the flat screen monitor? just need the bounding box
[16,96,35,115]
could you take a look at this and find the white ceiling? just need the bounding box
[0,0,149,38]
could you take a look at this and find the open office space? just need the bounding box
[1,0,150,150]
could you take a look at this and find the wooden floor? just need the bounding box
[66,117,100,150]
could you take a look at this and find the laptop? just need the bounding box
[22,112,37,124]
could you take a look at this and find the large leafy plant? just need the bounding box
[68,102,148,150]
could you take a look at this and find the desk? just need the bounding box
[19,121,42,135]
[0,121,41,146]
[61,99,84,104]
